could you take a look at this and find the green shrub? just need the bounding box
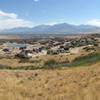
[19,58,30,63]
[0,64,11,69]
[44,59,57,69]
[43,59,69,69]
[70,53,100,67]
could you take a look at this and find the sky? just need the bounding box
[0,0,100,30]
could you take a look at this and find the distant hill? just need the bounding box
[0,23,100,34]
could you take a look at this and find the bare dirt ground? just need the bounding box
[0,35,20,39]
[0,62,100,100]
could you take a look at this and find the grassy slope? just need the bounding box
[0,52,100,99]
[0,62,100,100]
[0,52,100,70]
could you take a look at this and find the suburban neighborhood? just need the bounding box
[0,34,99,59]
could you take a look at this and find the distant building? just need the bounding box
[16,50,32,59]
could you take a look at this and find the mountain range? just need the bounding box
[0,23,100,34]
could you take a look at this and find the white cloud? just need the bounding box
[87,19,100,27]
[0,10,33,30]
[34,0,39,2]
[0,10,17,19]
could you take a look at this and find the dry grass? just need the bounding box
[0,52,99,69]
[0,54,69,69]
[0,52,100,99]
[0,62,100,100]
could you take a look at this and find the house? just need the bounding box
[3,48,10,52]
[47,49,59,55]
[41,50,47,55]
[16,50,32,59]
[83,45,96,52]
[19,46,26,50]
[33,47,42,53]
[2,48,11,54]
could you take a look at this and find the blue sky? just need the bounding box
[0,0,100,30]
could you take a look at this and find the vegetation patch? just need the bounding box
[0,64,11,69]
[19,58,30,63]
[42,52,100,69]
[70,53,100,67]
[0,53,100,70]
[43,59,69,69]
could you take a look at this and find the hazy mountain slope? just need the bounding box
[1,23,100,34]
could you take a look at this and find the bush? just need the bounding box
[0,64,11,69]
[19,58,30,63]
[44,59,57,69]
[43,59,69,69]
[70,53,100,67]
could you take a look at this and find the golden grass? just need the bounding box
[0,62,100,100]
[0,54,70,68]
[0,52,98,69]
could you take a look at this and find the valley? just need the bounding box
[0,34,100,100]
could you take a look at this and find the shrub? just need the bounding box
[44,59,57,69]
[70,53,100,67]
[43,59,69,69]
[0,64,11,69]
[19,58,30,63]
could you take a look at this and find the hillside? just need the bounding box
[0,62,100,100]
